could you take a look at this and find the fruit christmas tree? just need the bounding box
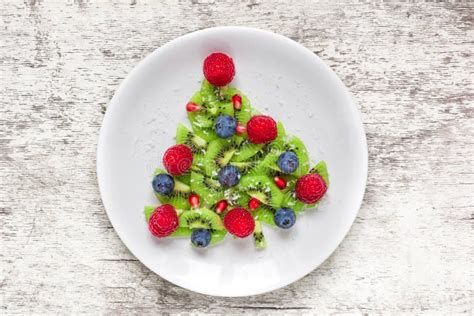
[144,52,329,249]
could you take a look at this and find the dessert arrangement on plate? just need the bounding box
[144,52,329,249]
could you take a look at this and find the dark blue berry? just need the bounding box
[152,173,175,195]
[218,165,241,187]
[214,115,237,139]
[274,207,296,229]
[191,229,211,248]
[277,151,299,174]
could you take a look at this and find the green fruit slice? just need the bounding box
[210,230,227,245]
[238,175,284,208]
[252,205,276,227]
[190,172,224,206]
[310,160,329,186]
[176,123,207,154]
[170,227,192,237]
[231,141,263,162]
[179,208,225,230]
[203,138,240,176]
[253,221,266,249]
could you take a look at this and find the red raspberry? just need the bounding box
[246,115,278,144]
[223,208,255,238]
[148,204,179,238]
[163,144,193,176]
[203,52,235,87]
[295,173,327,204]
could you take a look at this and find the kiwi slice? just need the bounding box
[253,204,276,227]
[231,141,264,162]
[179,208,225,230]
[310,160,329,186]
[199,80,234,114]
[210,230,227,245]
[235,94,252,125]
[230,160,258,174]
[153,169,191,209]
[203,138,240,176]
[188,81,235,142]
[176,123,207,153]
[221,86,253,125]
[170,227,192,237]
[253,221,266,249]
[194,128,219,143]
[284,136,310,176]
[190,171,224,205]
[238,175,284,208]
[144,205,155,221]
[276,121,286,139]
[248,151,280,176]
[187,91,213,130]
[231,192,250,207]
[281,190,305,213]
[153,168,191,186]
[267,136,309,176]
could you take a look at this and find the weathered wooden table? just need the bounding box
[1,1,473,314]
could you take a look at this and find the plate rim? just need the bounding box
[97,26,368,297]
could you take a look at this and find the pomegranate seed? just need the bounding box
[188,194,200,208]
[232,94,242,110]
[236,123,246,135]
[274,176,287,190]
[186,102,201,112]
[248,197,261,210]
[215,200,228,214]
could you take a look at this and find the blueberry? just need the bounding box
[191,229,211,248]
[274,208,296,229]
[218,165,241,187]
[152,173,175,195]
[277,151,299,174]
[214,115,237,139]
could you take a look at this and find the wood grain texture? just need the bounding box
[1,0,473,314]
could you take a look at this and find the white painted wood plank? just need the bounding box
[1,1,472,314]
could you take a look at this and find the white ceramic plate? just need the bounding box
[97,27,367,297]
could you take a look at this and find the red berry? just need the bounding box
[248,197,261,210]
[223,208,255,238]
[188,194,200,208]
[163,144,193,176]
[246,115,278,144]
[203,52,235,87]
[295,173,327,204]
[215,199,228,214]
[274,176,287,190]
[148,204,179,238]
[186,102,201,112]
[232,94,242,110]
[235,123,246,135]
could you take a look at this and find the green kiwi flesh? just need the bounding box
[203,138,239,176]
[190,172,224,205]
[231,141,263,162]
[253,221,266,249]
[153,169,191,209]
[179,208,225,230]
[210,230,227,245]
[310,160,329,186]
[176,123,207,154]
[238,175,284,208]
[252,205,276,227]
